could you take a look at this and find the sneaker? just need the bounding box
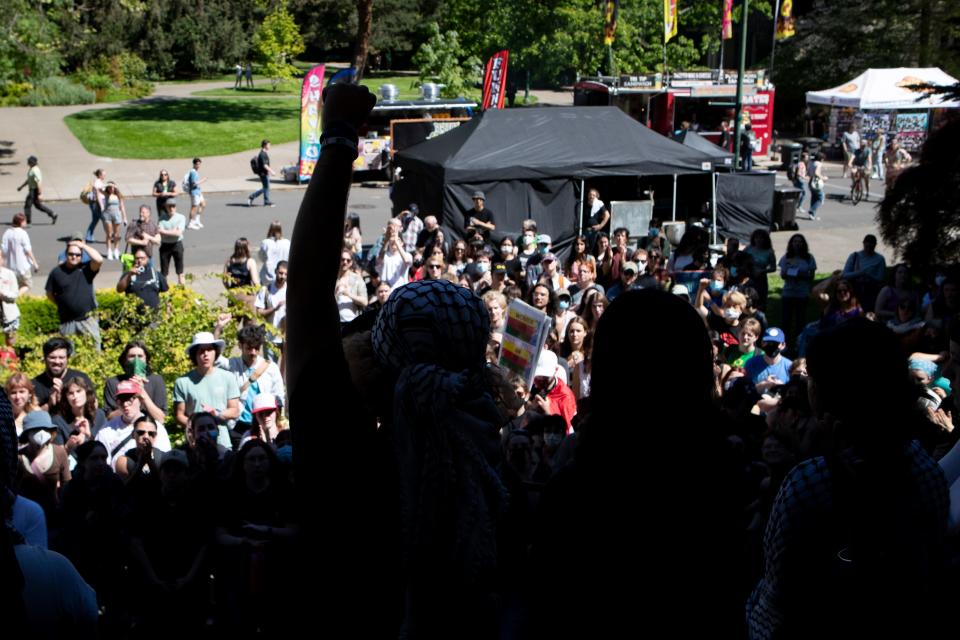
[51,213,58,225]
[197,219,204,228]
[187,220,200,230]
[247,197,254,207]
[264,202,276,208]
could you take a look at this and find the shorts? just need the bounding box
[15,271,31,291]
[102,206,123,225]
[160,241,184,276]
[191,193,204,207]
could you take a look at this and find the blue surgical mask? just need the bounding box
[558,300,570,310]
[710,280,724,292]
[538,246,548,255]
[649,228,659,238]
[476,262,488,274]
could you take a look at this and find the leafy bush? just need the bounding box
[20,77,95,106]
[9,285,242,438]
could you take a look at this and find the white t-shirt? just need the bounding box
[2,227,32,275]
[379,250,410,290]
[255,282,287,331]
[259,237,290,284]
[95,415,172,469]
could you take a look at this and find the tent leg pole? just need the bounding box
[672,174,677,222]
[711,172,718,244]
[579,179,585,236]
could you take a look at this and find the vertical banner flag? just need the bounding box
[481,50,510,110]
[775,0,795,39]
[298,64,326,182]
[664,0,678,42]
[603,0,619,45]
[722,0,734,39]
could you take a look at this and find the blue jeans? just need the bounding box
[86,202,102,241]
[791,178,806,209]
[249,174,272,204]
[809,188,824,216]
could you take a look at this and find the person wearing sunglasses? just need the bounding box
[335,251,366,322]
[115,415,162,482]
[151,168,178,218]
[95,379,170,471]
[45,236,104,351]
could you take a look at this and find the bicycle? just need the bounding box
[850,167,866,205]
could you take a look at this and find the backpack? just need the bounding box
[181,172,195,193]
[80,182,93,204]
[786,162,798,181]
[250,155,261,176]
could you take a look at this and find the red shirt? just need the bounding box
[547,378,578,434]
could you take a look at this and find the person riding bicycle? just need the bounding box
[850,139,873,202]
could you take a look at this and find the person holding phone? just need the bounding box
[102,341,167,423]
[116,247,168,309]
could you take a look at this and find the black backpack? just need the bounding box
[250,155,261,176]
[786,161,798,181]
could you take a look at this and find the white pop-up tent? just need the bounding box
[806,67,960,110]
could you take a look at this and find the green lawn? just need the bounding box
[64,97,298,159]
[764,273,833,328]
[192,81,300,97]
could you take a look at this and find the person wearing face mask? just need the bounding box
[744,327,793,394]
[17,410,71,520]
[552,290,577,341]
[103,341,167,423]
[699,289,747,344]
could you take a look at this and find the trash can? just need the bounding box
[772,187,801,231]
[796,137,821,157]
[779,141,802,170]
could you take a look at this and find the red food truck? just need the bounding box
[574,70,776,156]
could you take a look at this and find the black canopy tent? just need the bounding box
[394,107,714,257]
[674,131,735,170]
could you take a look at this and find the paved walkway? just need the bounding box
[0,80,302,205]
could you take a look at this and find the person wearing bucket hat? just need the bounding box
[97,380,171,470]
[17,411,70,518]
[174,332,239,450]
[467,190,495,239]
[531,350,577,434]
[744,327,793,393]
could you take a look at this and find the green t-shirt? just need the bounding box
[158,212,186,244]
[726,345,761,369]
[173,368,240,416]
[27,166,41,189]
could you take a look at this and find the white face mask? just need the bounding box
[723,308,742,320]
[29,430,52,447]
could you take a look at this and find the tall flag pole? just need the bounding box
[733,0,749,170]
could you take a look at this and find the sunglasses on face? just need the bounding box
[67,253,82,258]
[428,264,443,270]
[135,430,157,437]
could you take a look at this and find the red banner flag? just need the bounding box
[481,50,509,110]
[722,0,733,40]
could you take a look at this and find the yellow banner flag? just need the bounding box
[664,0,678,42]
[775,0,796,39]
[603,0,619,45]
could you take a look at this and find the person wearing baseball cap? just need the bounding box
[531,350,577,434]
[96,379,171,470]
[744,327,793,394]
[467,190,496,240]
[238,392,282,447]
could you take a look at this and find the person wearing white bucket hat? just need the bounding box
[530,350,577,434]
[173,331,239,450]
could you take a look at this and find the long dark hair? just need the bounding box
[566,235,590,272]
[785,233,811,260]
[749,228,772,251]
[230,237,251,261]
[56,376,98,422]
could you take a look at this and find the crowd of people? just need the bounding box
[3,82,959,638]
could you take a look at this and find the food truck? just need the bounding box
[355,84,477,178]
[574,70,776,156]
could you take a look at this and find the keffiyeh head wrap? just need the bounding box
[372,279,490,374]
[371,281,506,615]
